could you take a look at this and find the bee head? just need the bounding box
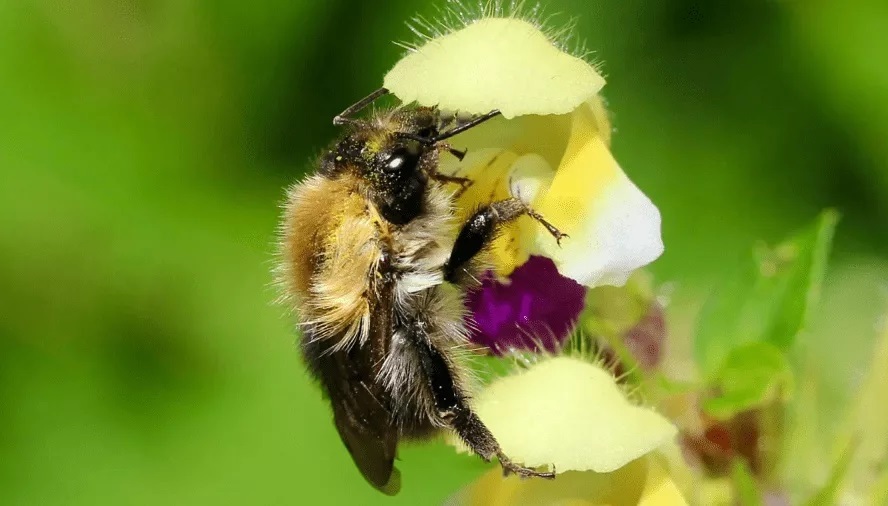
[327,107,442,225]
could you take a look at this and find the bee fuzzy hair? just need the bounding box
[397,0,597,64]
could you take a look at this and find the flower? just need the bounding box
[384,12,682,503]
[445,356,688,505]
[385,16,663,289]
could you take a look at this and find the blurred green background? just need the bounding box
[2,1,886,504]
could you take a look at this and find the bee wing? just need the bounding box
[303,319,400,495]
[329,376,400,495]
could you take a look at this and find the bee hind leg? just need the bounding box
[446,406,555,479]
[497,453,556,479]
[411,326,554,479]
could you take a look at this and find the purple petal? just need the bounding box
[466,256,586,354]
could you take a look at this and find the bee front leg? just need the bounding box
[429,143,473,197]
[443,197,567,283]
[429,171,473,198]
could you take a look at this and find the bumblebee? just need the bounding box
[278,88,563,494]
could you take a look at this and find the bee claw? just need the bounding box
[498,454,556,480]
[448,147,468,161]
[523,207,567,246]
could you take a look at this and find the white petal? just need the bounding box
[509,153,555,204]
[539,165,663,287]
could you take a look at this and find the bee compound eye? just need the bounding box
[383,147,419,174]
[386,154,406,171]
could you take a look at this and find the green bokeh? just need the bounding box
[2,1,886,504]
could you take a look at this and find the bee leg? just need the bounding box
[429,143,473,196]
[498,454,557,479]
[434,142,468,161]
[411,329,554,479]
[443,197,567,283]
[448,408,554,479]
[429,171,473,197]
[446,147,468,161]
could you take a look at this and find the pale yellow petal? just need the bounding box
[447,456,689,506]
[453,357,677,474]
[833,317,888,494]
[440,112,573,175]
[588,94,613,147]
[639,458,690,506]
[385,18,605,118]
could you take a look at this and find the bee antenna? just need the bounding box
[433,110,501,142]
[333,87,390,126]
[395,132,436,145]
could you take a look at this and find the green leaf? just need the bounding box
[694,210,839,377]
[703,342,794,419]
[732,459,764,506]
